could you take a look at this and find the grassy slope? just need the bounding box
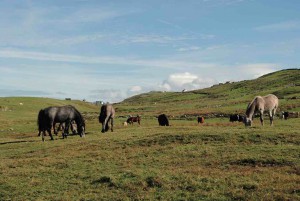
[0,69,300,200]
[116,69,300,117]
[0,97,99,140]
[1,119,299,200]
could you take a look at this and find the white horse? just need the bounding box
[244,94,279,126]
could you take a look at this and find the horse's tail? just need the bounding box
[37,109,46,132]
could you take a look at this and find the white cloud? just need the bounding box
[177,46,201,52]
[118,34,196,44]
[159,72,217,91]
[0,49,217,70]
[255,21,300,32]
[89,89,127,103]
[237,63,279,78]
[129,86,143,92]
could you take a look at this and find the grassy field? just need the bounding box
[1,70,300,200]
[1,97,300,200]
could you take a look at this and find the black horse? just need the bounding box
[37,105,85,141]
[99,104,115,133]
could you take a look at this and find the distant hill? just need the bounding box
[115,69,300,117]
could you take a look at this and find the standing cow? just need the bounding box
[157,114,169,126]
[282,111,289,120]
[197,116,204,124]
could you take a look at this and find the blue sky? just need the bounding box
[0,0,299,102]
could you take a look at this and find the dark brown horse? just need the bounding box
[127,115,141,125]
[99,104,115,133]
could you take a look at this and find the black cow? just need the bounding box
[230,114,244,122]
[158,114,169,126]
[282,111,289,120]
[230,114,239,122]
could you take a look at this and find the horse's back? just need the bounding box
[42,106,57,122]
[263,94,279,109]
[100,104,115,118]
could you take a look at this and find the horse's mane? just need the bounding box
[246,97,258,116]
[68,105,85,126]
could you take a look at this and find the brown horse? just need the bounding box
[127,115,141,125]
[244,94,279,126]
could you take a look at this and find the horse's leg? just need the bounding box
[105,119,110,132]
[56,123,64,135]
[102,116,109,133]
[259,110,264,126]
[42,130,45,142]
[269,110,273,126]
[270,109,276,126]
[47,128,54,140]
[111,118,114,132]
[53,122,58,135]
[63,120,70,138]
[70,122,76,134]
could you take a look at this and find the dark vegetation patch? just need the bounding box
[231,158,294,167]
[127,133,226,147]
[91,176,117,188]
[238,133,300,145]
[145,176,162,188]
[240,183,258,191]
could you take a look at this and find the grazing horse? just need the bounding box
[197,116,204,124]
[244,94,279,126]
[37,105,85,141]
[99,104,115,133]
[127,115,141,125]
[158,114,169,126]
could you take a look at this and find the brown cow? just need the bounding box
[197,116,204,124]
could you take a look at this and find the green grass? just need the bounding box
[1,113,300,200]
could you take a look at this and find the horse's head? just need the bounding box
[77,122,85,137]
[244,117,252,127]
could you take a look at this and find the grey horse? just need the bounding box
[37,105,85,141]
[244,94,279,126]
[99,104,115,133]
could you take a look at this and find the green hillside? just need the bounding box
[116,69,300,117]
[0,97,99,139]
